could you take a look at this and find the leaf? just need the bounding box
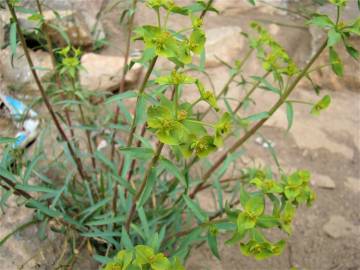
[286,102,294,131]
[327,29,342,47]
[135,245,154,265]
[239,185,250,207]
[150,253,171,270]
[207,231,221,260]
[311,95,331,115]
[26,199,61,218]
[119,147,154,160]
[10,22,17,56]
[251,76,281,95]
[245,194,265,217]
[121,227,134,249]
[244,112,269,122]
[248,0,256,5]
[159,158,186,186]
[0,137,16,144]
[329,47,343,76]
[182,195,208,222]
[257,215,280,228]
[105,91,137,104]
[237,212,256,231]
[308,14,334,28]
[344,44,359,60]
[137,168,156,208]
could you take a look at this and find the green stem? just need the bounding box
[190,40,328,198]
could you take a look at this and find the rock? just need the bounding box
[323,215,360,239]
[204,26,244,68]
[0,8,105,49]
[312,173,336,189]
[79,53,142,92]
[0,47,52,93]
[213,0,288,15]
[345,177,360,193]
[308,1,360,92]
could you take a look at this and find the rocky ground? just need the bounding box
[0,0,359,269]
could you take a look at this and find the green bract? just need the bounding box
[104,245,185,270]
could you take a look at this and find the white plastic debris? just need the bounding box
[255,136,275,149]
[0,93,40,148]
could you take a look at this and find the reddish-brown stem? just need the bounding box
[78,104,97,170]
[112,56,158,216]
[7,1,89,185]
[125,142,164,231]
[110,0,138,161]
[35,0,75,139]
[200,0,215,19]
[126,123,147,182]
[190,40,328,198]
[0,175,32,199]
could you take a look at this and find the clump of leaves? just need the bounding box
[0,0,358,269]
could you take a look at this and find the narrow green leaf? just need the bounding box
[244,112,269,122]
[285,102,294,131]
[159,158,186,186]
[119,147,154,160]
[0,137,16,144]
[105,91,137,104]
[137,168,156,208]
[10,22,17,56]
[329,47,343,76]
[207,231,221,260]
[182,195,208,222]
[26,199,61,218]
[121,227,134,249]
[327,29,341,47]
[311,95,331,115]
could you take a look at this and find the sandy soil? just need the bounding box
[0,1,359,269]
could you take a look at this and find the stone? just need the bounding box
[311,173,336,189]
[0,8,105,49]
[204,26,245,68]
[79,53,142,92]
[308,0,360,92]
[323,215,360,239]
[0,47,52,93]
[213,0,288,15]
[345,177,360,193]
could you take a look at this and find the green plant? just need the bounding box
[0,0,358,268]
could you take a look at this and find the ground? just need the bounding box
[0,0,359,269]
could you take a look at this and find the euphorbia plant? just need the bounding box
[0,0,358,269]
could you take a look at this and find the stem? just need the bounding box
[0,175,32,199]
[233,71,271,114]
[124,57,157,153]
[190,40,328,198]
[112,56,158,216]
[6,1,89,185]
[125,142,164,231]
[200,0,215,19]
[78,104,97,170]
[35,0,75,139]
[110,0,138,161]
[200,49,254,119]
[126,124,147,182]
